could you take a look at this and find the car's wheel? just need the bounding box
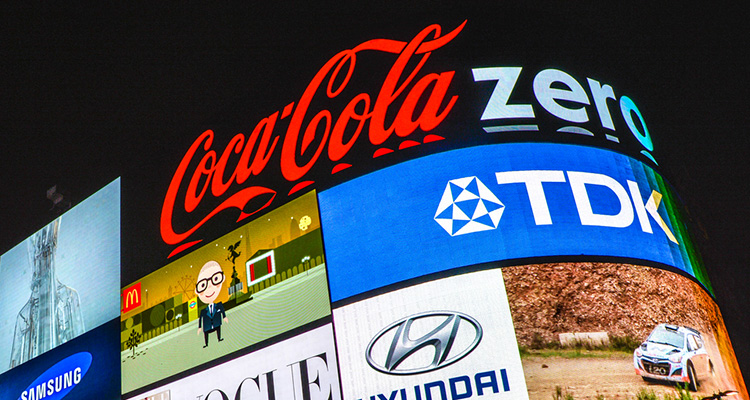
[687,363,698,391]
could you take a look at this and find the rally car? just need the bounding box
[634,324,714,391]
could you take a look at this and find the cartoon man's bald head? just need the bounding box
[196,260,225,305]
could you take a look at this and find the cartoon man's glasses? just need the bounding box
[196,271,225,293]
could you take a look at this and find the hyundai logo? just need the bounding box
[365,311,482,375]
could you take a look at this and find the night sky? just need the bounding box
[1,3,748,384]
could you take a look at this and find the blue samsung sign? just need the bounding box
[0,320,120,400]
[319,143,709,302]
[18,352,91,400]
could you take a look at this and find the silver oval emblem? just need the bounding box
[365,311,482,375]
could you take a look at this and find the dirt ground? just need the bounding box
[521,353,738,400]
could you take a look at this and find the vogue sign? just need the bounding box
[161,22,466,257]
[126,324,341,400]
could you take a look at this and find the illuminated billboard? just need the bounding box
[125,322,340,400]
[331,261,746,400]
[318,142,746,398]
[1,11,746,400]
[319,143,709,303]
[0,178,120,376]
[502,262,745,399]
[121,190,331,395]
[334,269,528,400]
[0,320,120,400]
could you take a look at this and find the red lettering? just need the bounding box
[236,113,280,184]
[394,71,458,136]
[162,22,466,255]
[160,129,277,248]
[281,50,353,181]
[369,27,435,145]
[186,151,216,213]
[162,130,213,245]
[211,133,244,197]
[329,93,371,162]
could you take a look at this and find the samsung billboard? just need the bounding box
[0,179,121,399]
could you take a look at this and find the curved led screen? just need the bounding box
[319,143,709,303]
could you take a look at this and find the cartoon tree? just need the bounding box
[125,329,142,357]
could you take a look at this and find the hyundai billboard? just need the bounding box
[333,269,528,400]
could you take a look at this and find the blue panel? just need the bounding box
[0,319,120,400]
[319,143,706,302]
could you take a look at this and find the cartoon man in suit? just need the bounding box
[196,260,228,348]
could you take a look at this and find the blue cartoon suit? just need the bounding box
[199,302,226,347]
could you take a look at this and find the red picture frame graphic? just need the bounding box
[245,250,276,286]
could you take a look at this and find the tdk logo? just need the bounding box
[19,352,91,400]
[435,170,678,243]
[434,177,505,236]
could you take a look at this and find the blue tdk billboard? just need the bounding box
[319,143,708,303]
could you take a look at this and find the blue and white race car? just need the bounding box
[634,324,714,391]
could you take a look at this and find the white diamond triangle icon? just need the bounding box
[434,176,505,236]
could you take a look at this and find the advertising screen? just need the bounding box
[0,178,121,376]
[319,143,709,303]
[121,190,331,395]
[0,5,747,400]
[0,320,121,400]
[325,238,746,399]
[125,322,341,400]
[502,262,745,400]
[319,143,747,399]
[333,269,528,400]
[332,263,747,400]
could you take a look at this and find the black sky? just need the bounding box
[1,3,748,383]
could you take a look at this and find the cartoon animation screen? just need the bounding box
[120,190,331,396]
[0,178,121,376]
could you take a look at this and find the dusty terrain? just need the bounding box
[522,353,727,400]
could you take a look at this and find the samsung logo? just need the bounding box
[19,352,92,400]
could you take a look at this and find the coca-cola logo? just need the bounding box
[161,22,465,257]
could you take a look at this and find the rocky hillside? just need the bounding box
[502,262,720,346]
